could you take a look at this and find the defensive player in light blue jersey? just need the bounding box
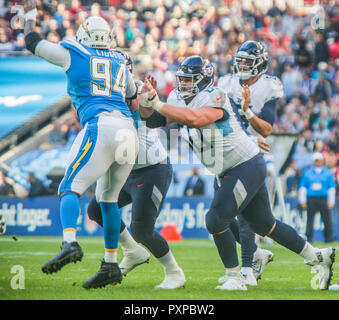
[139,56,335,291]
[24,0,139,289]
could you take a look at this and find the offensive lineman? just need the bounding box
[139,55,335,290]
[217,41,283,285]
[24,0,138,288]
[87,58,186,289]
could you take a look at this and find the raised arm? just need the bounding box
[24,0,70,70]
[140,78,224,128]
[241,84,273,138]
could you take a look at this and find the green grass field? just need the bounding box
[0,236,339,300]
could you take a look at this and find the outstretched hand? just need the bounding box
[139,75,164,111]
[241,84,251,112]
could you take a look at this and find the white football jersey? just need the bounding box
[166,88,259,176]
[218,73,283,138]
[132,111,168,170]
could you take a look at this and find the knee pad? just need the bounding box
[205,210,230,235]
[87,197,103,227]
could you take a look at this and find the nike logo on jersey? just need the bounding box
[216,96,223,101]
[137,184,144,187]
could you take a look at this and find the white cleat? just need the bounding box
[310,248,335,290]
[119,245,150,276]
[329,282,339,291]
[252,248,274,280]
[216,271,247,291]
[155,268,186,289]
[241,267,257,286]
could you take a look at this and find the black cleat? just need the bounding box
[42,241,83,274]
[83,260,122,289]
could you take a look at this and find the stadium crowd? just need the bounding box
[0,0,339,197]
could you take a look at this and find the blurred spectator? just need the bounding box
[298,152,336,243]
[281,63,302,100]
[314,32,330,67]
[27,172,49,197]
[325,150,339,195]
[312,73,332,102]
[294,36,312,69]
[183,167,205,197]
[47,120,66,147]
[0,170,15,197]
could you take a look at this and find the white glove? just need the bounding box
[140,92,164,111]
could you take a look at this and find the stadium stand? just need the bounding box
[0,0,338,200]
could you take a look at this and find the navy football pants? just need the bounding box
[87,163,173,258]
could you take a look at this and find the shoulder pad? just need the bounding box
[202,87,227,109]
[60,39,91,55]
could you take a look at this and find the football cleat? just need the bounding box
[216,271,247,291]
[329,282,339,291]
[42,241,83,274]
[155,268,186,290]
[0,214,6,235]
[310,248,335,290]
[83,260,122,289]
[119,246,151,276]
[252,248,274,280]
[241,267,257,286]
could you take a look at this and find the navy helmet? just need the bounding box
[175,55,214,100]
[233,41,269,80]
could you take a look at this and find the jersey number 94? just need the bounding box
[90,57,126,99]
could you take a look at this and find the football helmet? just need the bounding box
[76,16,112,49]
[175,55,214,100]
[233,41,269,80]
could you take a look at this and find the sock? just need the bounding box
[213,229,239,268]
[157,251,180,273]
[119,227,139,251]
[268,220,306,254]
[226,266,241,277]
[100,202,121,259]
[241,267,253,275]
[60,192,80,237]
[63,229,76,243]
[299,241,319,265]
[104,249,118,263]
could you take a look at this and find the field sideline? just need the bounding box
[0,236,339,300]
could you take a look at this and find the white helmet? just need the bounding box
[76,16,112,49]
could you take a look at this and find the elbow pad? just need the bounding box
[25,32,42,54]
[143,110,167,128]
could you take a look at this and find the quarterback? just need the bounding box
[217,41,284,285]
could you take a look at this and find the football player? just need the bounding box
[24,0,139,289]
[139,55,335,290]
[87,57,185,289]
[217,41,283,285]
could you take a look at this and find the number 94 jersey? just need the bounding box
[60,39,131,127]
[167,87,259,176]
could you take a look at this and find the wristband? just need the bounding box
[148,94,164,111]
[243,108,254,120]
[24,8,38,22]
